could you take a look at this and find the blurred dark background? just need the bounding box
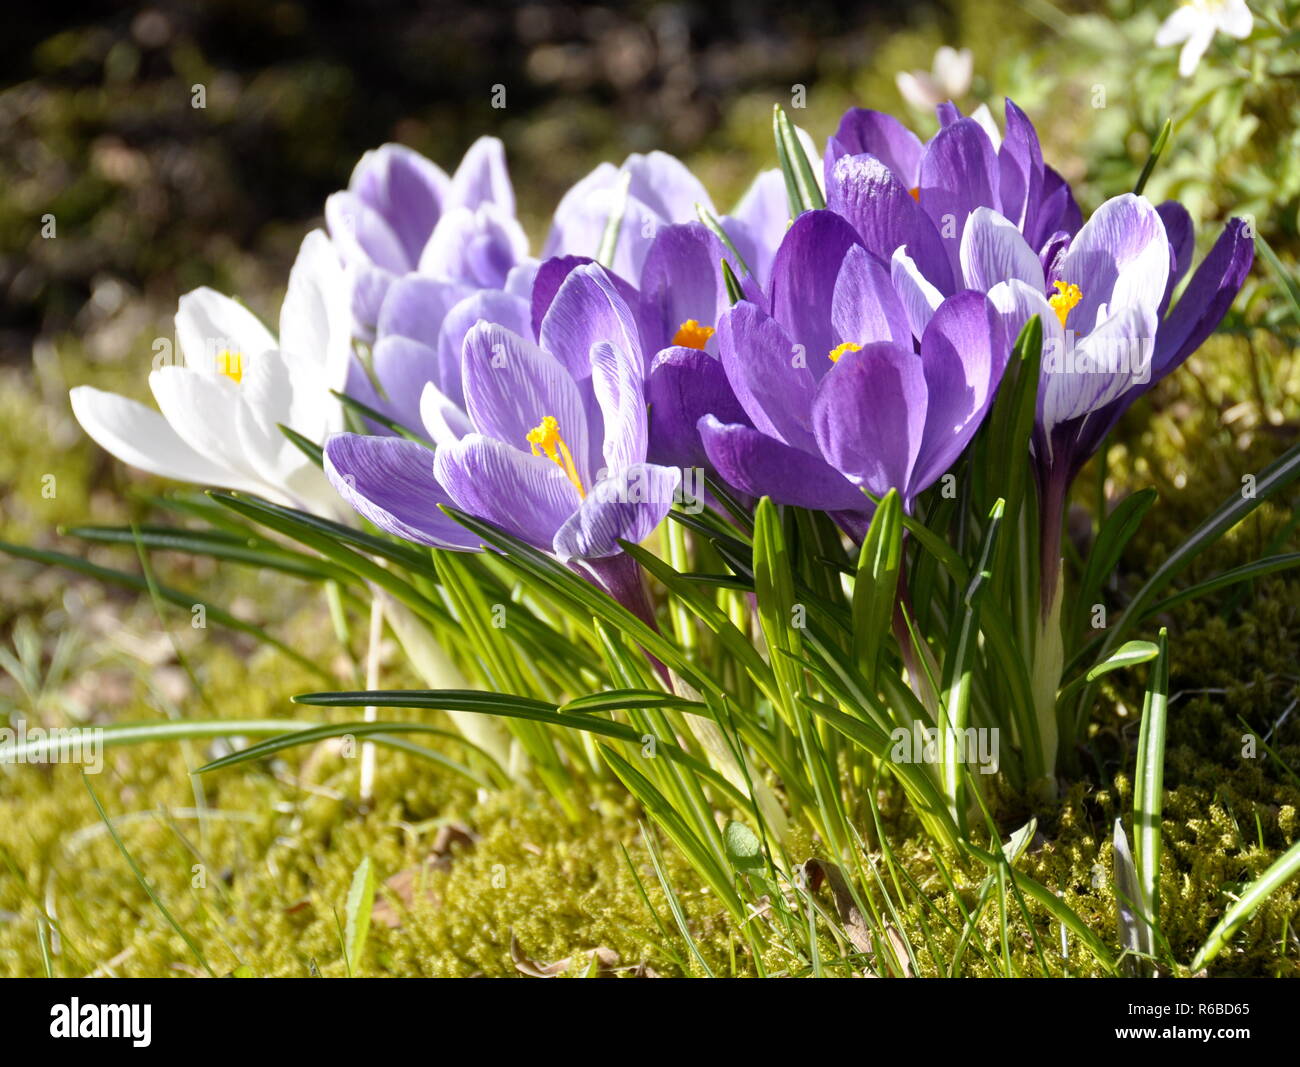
[0,0,955,359]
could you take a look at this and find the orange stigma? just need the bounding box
[526,416,586,498]
[1048,281,1083,329]
[671,319,715,349]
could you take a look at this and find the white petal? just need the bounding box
[175,288,276,375]
[890,247,945,339]
[69,386,261,490]
[420,381,473,448]
[1218,0,1253,38]
[960,206,1045,292]
[1179,23,1216,76]
[149,366,267,487]
[279,229,353,395]
[969,102,1002,151]
[1155,6,1201,46]
[896,71,941,111]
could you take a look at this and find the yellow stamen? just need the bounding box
[672,318,715,349]
[1048,280,1083,330]
[526,415,586,498]
[215,349,245,384]
[828,340,862,364]
[908,187,920,202]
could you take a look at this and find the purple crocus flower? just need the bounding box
[326,137,525,338]
[697,210,1009,533]
[934,192,1254,608]
[323,264,682,611]
[545,152,790,289]
[823,99,1083,309]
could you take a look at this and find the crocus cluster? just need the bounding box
[71,99,1253,621]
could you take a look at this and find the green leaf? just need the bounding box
[191,718,501,788]
[1192,837,1300,971]
[1133,628,1169,951]
[0,539,328,680]
[723,820,764,872]
[1133,117,1171,196]
[597,171,632,268]
[278,423,324,467]
[210,492,450,629]
[560,690,707,715]
[1072,488,1157,639]
[1112,819,1154,963]
[1085,436,1300,670]
[938,498,1004,823]
[289,690,749,808]
[330,389,428,442]
[695,202,754,279]
[83,775,215,977]
[772,105,825,215]
[344,857,376,976]
[1140,554,1300,619]
[721,258,746,305]
[62,523,354,585]
[852,488,902,686]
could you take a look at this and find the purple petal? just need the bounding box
[539,263,644,381]
[1056,193,1169,336]
[917,118,1001,281]
[369,336,439,432]
[997,99,1045,236]
[1156,200,1195,306]
[722,170,789,288]
[326,191,410,273]
[831,244,912,348]
[646,345,749,469]
[553,463,681,561]
[698,416,863,511]
[377,275,474,349]
[718,300,818,451]
[767,210,864,371]
[825,108,924,189]
[436,288,531,404]
[344,145,450,266]
[323,433,477,550]
[1151,217,1254,382]
[449,136,515,214]
[624,152,712,223]
[959,206,1045,292]
[911,290,1008,491]
[433,433,578,550]
[590,339,647,474]
[638,222,732,353]
[826,154,954,294]
[811,342,928,498]
[460,322,591,481]
[418,204,527,288]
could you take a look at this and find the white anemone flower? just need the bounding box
[70,229,352,515]
[896,46,974,111]
[1155,0,1253,78]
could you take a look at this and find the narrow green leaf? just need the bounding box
[1133,117,1171,196]
[278,423,324,467]
[852,488,902,685]
[1133,628,1169,948]
[1192,837,1300,971]
[344,857,376,975]
[0,539,328,680]
[83,775,216,977]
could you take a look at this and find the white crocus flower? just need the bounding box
[71,229,352,515]
[1155,0,1253,78]
[896,46,974,111]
